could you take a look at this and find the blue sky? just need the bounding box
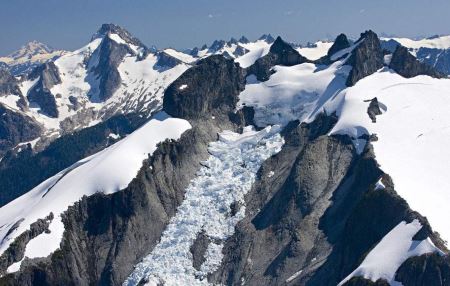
[1,0,450,54]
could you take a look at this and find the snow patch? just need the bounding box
[124,125,284,286]
[339,220,442,285]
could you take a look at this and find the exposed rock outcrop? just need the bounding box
[0,70,26,110]
[88,36,134,102]
[346,30,384,86]
[389,45,444,79]
[155,51,182,69]
[0,213,53,275]
[327,34,351,59]
[0,104,42,158]
[27,62,61,118]
[248,36,309,81]
[395,253,450,286]
[163,55,246,120]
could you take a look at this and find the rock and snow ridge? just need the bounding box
[125,125,284,286]
[0,112,191,272]
[338,220,442,285]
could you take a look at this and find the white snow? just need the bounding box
[179,84,188,90]
[238,61,350,127]
[0,94,21,110]
[0,113,191,267]
[235,40,271,68]
[296,41,333,61]
[326,70,450,242]
[6,260,23,274]
[384,35,450,50]
[124,125,284,286]
[238,54,450,246]
[339,220,441,285]
[164,48,197,64]
[286,270,303,283]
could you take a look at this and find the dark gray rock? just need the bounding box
[89,36,134,102]
[0,70,27,110]
[91,24,148,54]
[27,62,62,118]
[155,51,182,69]
[259,34,275,44]
[343,277,390,286]
[395,253,450,286]
[190,231,211,271]
[0,104,42,157]
[247,36,310,81]
[163,55,246,120]
[0,213,53,275]
[233,45,249,57]
[346,30,384,86]
[327,33,351,58]
[239,36,250,44]
[366,97,382,123]
[389,45,444,78]
[416,47,450,75]
[209,40,226,52]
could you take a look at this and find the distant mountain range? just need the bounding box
[0,24,449,286]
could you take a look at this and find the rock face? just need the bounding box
[89,36,134,102]
[395,253,450,286]
[0,52,244,285]
[211,115,444,285]
[346,30,384,86]
[327,33,351,58]
[155,51,182,69]
[0,70,27,110]
[248,36,309,81]
[389,45,444,79]
[0,104,42,157]
[27,62,62,118]
[416,47,450,75]
[163,55,246,120]
[0,213,53,275]
[91,24,148,54]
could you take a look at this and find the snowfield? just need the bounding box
[327,70,450,242]
[238,61,350,127]
[125,125,284,286]
[238,60,450,245]
[0,113,191,271]
[296,41,333,61]
[339,220,442,285]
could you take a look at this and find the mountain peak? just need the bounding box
[259,34,275,43]
[91,23,147,50]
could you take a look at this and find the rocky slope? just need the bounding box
[0,27,449,286]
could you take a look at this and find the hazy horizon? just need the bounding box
[2,0,450,54]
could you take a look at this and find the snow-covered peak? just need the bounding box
[0,41,66,75]
[383,35,450,50]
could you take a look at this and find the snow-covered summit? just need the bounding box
[0,41,66,76]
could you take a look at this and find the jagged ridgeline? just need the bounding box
[0,25,449,286]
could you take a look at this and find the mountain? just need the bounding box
[0,26,449,286]
[0,41,66,76]
[382,35,450,75]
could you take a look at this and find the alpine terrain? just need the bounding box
[0,23,449,286]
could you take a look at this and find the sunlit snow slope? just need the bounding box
[239,61,450,245]
[0,112,191,271]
